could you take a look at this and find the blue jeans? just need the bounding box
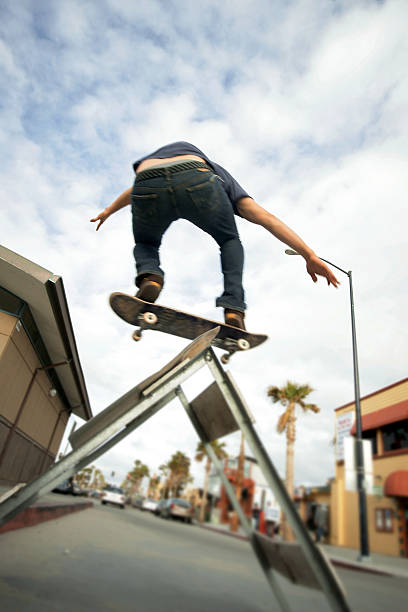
[131,162,246,312]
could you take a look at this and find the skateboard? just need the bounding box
[109,292,268,363]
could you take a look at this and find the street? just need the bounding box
[0,502,406,612]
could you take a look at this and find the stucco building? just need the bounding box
[331,377,408,557]
[0,246,92,486]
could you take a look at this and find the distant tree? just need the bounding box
[128,459,150,493]
[76,466,94,489]
[158,463,170,498]
[90,468,106,491]
[195,440,228,523]
[267,381,319,541]
[147,475,160,498]
[167,451,191,497]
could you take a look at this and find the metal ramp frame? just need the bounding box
[0,328,351,612]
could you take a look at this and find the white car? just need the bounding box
[142,497,158,513]
[101,485,126,509]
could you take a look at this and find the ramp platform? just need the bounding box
[0,328,351,612]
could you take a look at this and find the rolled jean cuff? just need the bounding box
[215,298,246,312]
[135,270,164,287]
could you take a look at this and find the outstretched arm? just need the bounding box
[237,197,339,287]
[90,187,132,231]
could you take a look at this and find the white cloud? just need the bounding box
[1,0,407,492]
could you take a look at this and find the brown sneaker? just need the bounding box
[224,308,246,330]
[136,274,163,303]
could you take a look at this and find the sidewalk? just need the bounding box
[0,485,93,534]
[197,521,408,579]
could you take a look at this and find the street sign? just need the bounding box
[344,437,373,494]
[335,412,355,461]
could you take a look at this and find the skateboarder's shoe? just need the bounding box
[224,309,246,331]
[136,274,163,303]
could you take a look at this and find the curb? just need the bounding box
[197,523,406,579]
[0,501,94,534]
[197,522,249,542]
[327,556,406,578]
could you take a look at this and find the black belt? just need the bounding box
[136,160,210,180]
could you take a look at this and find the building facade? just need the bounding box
[331,378,408,557]
[0,246,92,486]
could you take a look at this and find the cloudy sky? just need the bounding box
[1,0,407,492]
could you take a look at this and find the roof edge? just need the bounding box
[0,245,53,284]
[334,377,408,413]
[45,277,92,421]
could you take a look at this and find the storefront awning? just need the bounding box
[350,400,408,434]
[385,471,408,497]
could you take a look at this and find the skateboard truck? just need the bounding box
[132,311,158,341]
[132,315,251,361]
[220,337,250,364]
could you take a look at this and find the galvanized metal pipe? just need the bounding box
[206,355,351,612]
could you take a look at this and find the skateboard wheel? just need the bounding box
[132,330,142,341]
[143,312,158,325]
[237,338,250,351]
[221,353,231,364]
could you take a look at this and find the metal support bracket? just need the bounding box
[0,329,350,612]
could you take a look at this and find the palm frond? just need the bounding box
[267,385,288,406]
[306,402,320,413]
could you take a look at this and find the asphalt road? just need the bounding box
[0,502,406,612]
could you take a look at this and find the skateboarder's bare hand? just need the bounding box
[306,255,340,287]
[90,210,109,231]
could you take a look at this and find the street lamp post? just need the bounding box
[285,249,370,561]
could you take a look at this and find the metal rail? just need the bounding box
[0,330,351,612]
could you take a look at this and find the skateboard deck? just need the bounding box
[109,292,268,362]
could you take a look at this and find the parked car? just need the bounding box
[88,490,101,499]
[76,488,92,497]
[154,499,168,517]
[141,497,158,513]
[158,498,194,523]
[130,493,145,509]
[101,485,126,509]
[52,478,80,495]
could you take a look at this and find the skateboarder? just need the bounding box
[91,141,339,330]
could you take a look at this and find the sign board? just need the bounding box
[344,437,374,494]
[372,484,383,497]
[265,506,280,522]
[335,411,355,461]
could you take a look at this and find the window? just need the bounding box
[375,508,393,533]
[362,429,378,455]
[382,419,408,452]
[172,499,191,508]
[0,287,70,410]
[104,485,124,494]
[0,286,24,316]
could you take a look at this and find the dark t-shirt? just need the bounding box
[133,141,250,216]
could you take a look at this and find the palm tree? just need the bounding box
[147,474,160,498]
[158,463,170,498]
[195,440,228,523]
[76,465,94,490]
[90,467,106,491]
[267,381,320,541]
[128,459,150,493]
[167,451,191,497]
